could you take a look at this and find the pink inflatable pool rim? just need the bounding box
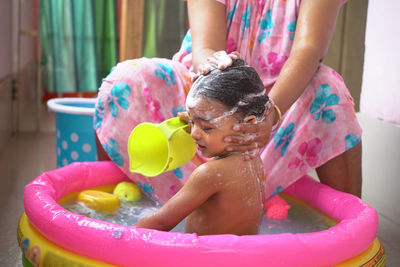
[23,161,378,267]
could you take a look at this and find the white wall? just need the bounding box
[358,114,400,224]
[360,0,400,225]
[360,0,400,125]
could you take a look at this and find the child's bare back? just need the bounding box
[185,153,265,235]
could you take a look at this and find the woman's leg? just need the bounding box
[93,58,195,204]
[316,142,362,198]
[260,65,363,199]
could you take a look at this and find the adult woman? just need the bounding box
[94,0,362,204]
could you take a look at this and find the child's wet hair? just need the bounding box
[190,59,269,120]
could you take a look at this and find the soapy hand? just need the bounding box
[224,106,276,160]
[191,51,241,82]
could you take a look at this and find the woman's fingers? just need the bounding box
[229,51,240,59]
[191,63,214,82]
[225,137,266,151]
[198,63,214,74]
[210,51,233,69]
[242,149,259,160]
[224,121,270,152]
[190,72,200,82]
[223,99,276,157]
[224,134,257,144]
[225,143,260,153]
[177,112,190,122]
[232,123,261,134]
[192,51,243,81]
[178,112,191,133]
[209,51,241,69]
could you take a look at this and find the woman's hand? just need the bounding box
[178,112,191,133]
[224,105,276,159]
[191,51,241,81]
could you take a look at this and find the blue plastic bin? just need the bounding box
[47,98,98,167]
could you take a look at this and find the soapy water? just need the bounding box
[62,194,336,234]
[62,194,185,232]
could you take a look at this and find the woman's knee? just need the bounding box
[316,141,362,197]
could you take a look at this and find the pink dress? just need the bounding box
[95,0,361,204]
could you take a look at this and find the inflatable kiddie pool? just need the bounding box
[18,161,385,267]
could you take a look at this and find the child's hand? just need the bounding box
[178,112,192,133]
[191,51,241,82]
[224,106,276,160]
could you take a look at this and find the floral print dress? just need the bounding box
[94,0,361,204]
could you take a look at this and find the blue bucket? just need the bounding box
[47,98,98,167]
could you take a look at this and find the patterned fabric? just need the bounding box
[95,0,361,203]
[96,59,196,203]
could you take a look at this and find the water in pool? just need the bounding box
[62,193,337,234]
[259,195,337,234]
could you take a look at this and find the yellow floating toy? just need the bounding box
[77,190,120,212]
[113,182,142,202]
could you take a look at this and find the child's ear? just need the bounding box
[243,115,257,124]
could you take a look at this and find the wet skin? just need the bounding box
[135,97,265,235]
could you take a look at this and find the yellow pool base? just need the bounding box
[336,238,386,267]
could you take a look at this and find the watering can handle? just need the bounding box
[158,117,189,140]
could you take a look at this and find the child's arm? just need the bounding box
[134,164,220,231]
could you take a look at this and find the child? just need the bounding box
[135,59,270,235]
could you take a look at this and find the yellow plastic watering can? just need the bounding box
[128,117,196,177]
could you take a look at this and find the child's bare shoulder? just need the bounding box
[186,161,227,193]
[192,160,221,178]
[195,154,243,179]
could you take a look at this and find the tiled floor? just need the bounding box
[0,106,56,267]
[0,109,399,266]
[0,132,56,266]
